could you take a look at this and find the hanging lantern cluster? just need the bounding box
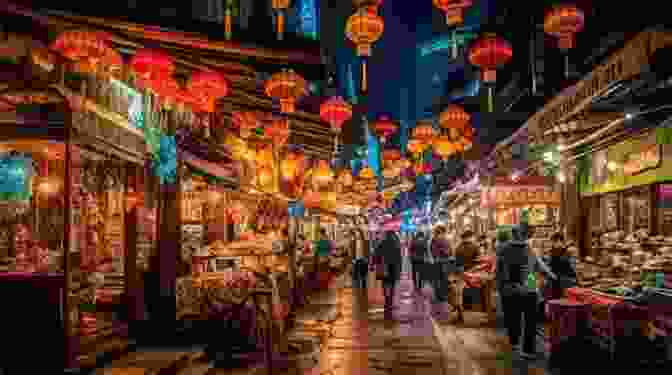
[265,69,307,114]
[544,4,585,78]
[468,33,513,112]
[50,30,122,76]
[372,115,398,144]
[432,0,473,26]
[345,7,384,92]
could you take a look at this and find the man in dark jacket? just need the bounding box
[455,230,480,272]
[409,232,429,292]
[496,226,556,359]
[376,231,402,320]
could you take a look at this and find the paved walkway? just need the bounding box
[96,260,552,375]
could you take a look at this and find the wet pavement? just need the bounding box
[96,261,553,375]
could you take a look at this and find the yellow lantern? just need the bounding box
[433,135,458,160]
[313,160,334,188]
[281,148,304,180]
[256,145,274,168]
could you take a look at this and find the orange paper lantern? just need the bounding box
[433,0,473,26]
[345,7,384,92]
[265,117,290,146]
[544,5,585,50]
[264,69,307,114]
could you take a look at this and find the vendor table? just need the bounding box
[566,287,672,363]
[545,298,591,365]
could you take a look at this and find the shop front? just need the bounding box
[481,175,560,239]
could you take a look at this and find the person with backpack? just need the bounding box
[496,225,557,359]
[409,232,429,292]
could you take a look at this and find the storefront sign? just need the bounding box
[623,144,661,176]
[526,30,672,140]
[481,187,560,208]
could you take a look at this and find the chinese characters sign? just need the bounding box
[481,186,560,208]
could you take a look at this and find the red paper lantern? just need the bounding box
[372,115,398,144]
[130,49,175,84]
[439,104,470,132]
[469,33,512,112]
[544,5,585,50]
[232,111,260,138]
[468,33,512,83]
[433,0,473,26]
[188,70,229,103]
[345,7,384,92]
[320,96,353,133]
[264,69,307,114]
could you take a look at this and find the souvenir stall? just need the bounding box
[0,32,155,371]
[522,29,672,366]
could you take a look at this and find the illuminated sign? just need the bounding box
[623,144,661,176]
[418,31,477,57]
[481,186,560,208]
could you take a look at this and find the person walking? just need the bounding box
[351,229,370,288]
[375,231,402,320]
[430,226,451,317]
[496,225,557,359]
[409,232,429,293]
[451,230,481,322]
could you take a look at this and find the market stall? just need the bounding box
[0,48,153,372]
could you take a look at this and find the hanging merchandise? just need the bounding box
[224,0,237,40]
[271,0,291,40]
[153,135,178,185]
[432,0,473,26]
[0,154,33,201]
[468,33,513,112]
[345,7,384,93]
[544,4,585,78]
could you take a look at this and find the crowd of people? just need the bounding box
[361,225,577,359]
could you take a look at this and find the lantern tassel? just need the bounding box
[564,53,570,79]
[277,12,285,41]
[362,59,368,93]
